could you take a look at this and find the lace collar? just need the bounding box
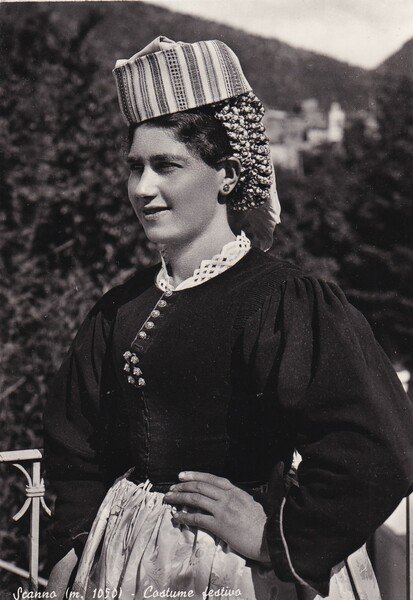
[156,231,251,292]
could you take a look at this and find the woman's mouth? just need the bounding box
[142,207,170,221]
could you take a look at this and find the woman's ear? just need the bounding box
[217,156,242,196]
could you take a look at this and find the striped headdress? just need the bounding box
[113,36,252,125]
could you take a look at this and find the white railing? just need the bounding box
[0,449,50,590]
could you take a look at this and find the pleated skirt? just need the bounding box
[71,475,381,600]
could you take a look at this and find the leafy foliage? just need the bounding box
[340,77,413,360]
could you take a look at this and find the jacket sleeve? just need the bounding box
[250,276,413,595]
[43,297,114,568]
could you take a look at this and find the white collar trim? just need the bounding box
[156,231,251,292]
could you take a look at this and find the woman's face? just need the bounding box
[127,124,227,246]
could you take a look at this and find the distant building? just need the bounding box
[263,99,346,172]
[327,102,346,143]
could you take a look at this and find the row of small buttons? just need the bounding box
[123,290,173,388]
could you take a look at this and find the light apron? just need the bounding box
[71,475,381,600]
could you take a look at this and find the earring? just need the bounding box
[222,184,231,193]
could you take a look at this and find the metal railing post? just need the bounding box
[29,460,41,591]
[0,449,51,591]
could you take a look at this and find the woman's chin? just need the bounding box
[142,223,182,246]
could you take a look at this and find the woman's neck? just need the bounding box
[163,223,236,287]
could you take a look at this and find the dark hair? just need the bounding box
[127,104,233,168]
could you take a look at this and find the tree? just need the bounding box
[341,77,413,364]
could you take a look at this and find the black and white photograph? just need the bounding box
[0,1,412,599]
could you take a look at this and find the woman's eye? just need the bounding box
[157,162,179,172]
[129,163,143,173]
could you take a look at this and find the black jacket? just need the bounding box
[43,248,413,595]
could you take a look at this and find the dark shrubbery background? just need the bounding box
[0,2,412,591]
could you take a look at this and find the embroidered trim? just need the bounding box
[156,231,251,292]
[279,497,311,589]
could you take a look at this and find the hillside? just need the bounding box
[377,38,413,79]
[1,1,379,112]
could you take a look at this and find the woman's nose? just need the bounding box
[131,167,158,199]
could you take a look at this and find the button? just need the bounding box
[138,331,148,340]
[145,321,154,329]
[124,364,131,372]
[133,367,142,376]
[130,355,139,364]
[123,351,132,360]
[158,300,167,308]
[137,378,146,387]
[164,290,173,297]
[151,309,160,318]
[127,376,135,385]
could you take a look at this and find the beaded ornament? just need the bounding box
[213,91,273,212]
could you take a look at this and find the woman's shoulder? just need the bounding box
[246,248,349,301]
[246,247,304,281]
[236,248,361,335]
[89,263,161,322]
[239,248,344,306]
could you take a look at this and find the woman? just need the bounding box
[44,37,413,599]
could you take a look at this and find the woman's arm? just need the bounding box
[44,292,116,572]
[260,276,413,594]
